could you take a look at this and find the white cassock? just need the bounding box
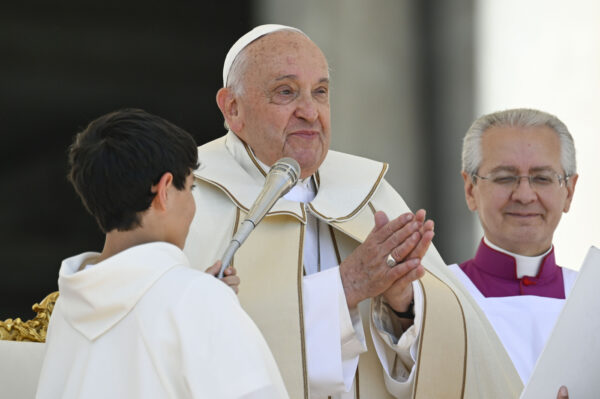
[36,242,288,399]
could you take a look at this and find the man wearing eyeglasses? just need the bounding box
[455,108,577,397]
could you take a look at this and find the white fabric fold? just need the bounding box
[303,267,367,396]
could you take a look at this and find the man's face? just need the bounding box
[228,31,331,179]
[462,125,577,256]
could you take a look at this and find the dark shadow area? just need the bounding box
[0,2,251,319]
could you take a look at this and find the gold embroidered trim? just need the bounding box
[368,202,377,215]
[412,278,427,398]
[413,272,467,398]
[308,163,388,222]
[329,225,342,264]
[0,291,59,342]
[297,223,309,398]
[355,366,360,399]
[196,178,307,223]
[230,207,241,268]
[243,141,267,177]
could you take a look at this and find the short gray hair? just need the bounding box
[462,108,577,177]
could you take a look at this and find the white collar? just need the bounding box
[253,151,316,204]
[483,236,552,278]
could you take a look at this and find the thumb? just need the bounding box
[373,211,390,231]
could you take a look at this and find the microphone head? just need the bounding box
[270,157,301,186]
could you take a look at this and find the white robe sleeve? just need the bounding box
[302,266,367,395]
[370,281,424,397]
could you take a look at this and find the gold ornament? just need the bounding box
[0,291,59,342]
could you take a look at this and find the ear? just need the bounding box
[562,173,578,213]
[462,171,478,211]
[150,172,174,212]
[216,87,243,133]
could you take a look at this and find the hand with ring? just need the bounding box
[339,211,426,309]
[382,209,434,315]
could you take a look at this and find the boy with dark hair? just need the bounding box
[36,109,288,399]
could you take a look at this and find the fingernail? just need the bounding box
[411,232,419,241]
[410,259,419,267]
[412,222,419,229]
[404,214,413,222]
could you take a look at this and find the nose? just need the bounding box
[511,176,537,203]
[294,93,319,122]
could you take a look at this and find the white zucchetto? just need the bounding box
[222,24,306,87]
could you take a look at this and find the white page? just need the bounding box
[520,246,600,399]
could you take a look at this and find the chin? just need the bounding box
[298,154,326,174]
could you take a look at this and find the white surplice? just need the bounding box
[448,262,577,384]
[36,242,287,399]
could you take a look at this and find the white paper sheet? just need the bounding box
[520,246,600,399]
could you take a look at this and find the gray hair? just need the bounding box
[462,108,577,177]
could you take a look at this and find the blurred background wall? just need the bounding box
[1,0,598,319]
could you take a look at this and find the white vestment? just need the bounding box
[448,262,578,383]
[36,242,287,399]
[185,132,523,398]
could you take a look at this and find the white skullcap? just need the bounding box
[222,24,306,87]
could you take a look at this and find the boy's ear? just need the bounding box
[151,172,173,212]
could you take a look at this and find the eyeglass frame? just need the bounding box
[471,171,571,192]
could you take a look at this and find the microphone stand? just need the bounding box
[217,158,300,277]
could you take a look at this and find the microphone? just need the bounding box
[217,157,301,277]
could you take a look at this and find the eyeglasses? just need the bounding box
[472,171,570,193]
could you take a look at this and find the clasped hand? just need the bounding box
[340,209,434,310]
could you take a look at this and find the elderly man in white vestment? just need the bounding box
[184,25,534,399]
[36,109,288,399]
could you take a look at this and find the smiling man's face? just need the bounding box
[227,30,331,179]
[462,125,577,255]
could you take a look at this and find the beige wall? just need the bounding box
[476,0,600,269]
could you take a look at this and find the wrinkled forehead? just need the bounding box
[245,31,328,76]
[481,125,563,169]
[225,28,329,86]
[223,25,307,86]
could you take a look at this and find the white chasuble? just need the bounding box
[186,131,523,398]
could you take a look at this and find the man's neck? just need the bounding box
[483,237,552,278]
